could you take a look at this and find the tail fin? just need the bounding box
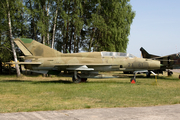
[140,47,159,58]
[14,38,62,57]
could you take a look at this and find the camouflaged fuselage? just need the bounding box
[14,38,161,73]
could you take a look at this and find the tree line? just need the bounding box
[0,0,135,75]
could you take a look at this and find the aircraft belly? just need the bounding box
[93,67,111,71]
[32,67,56,70]
[93,66,118,71]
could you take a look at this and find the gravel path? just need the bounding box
[0,104,180,120]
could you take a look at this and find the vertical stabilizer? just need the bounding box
[140,47,159,58]
[14,39,32,56]
[14,38,62,57]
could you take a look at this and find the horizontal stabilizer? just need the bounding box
[6,62,41,65]
[55,64,114,66]
[30,70,48,74]
[18,56,25,59]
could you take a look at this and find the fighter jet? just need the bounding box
[8,38,162,83]
[140,47,180,76]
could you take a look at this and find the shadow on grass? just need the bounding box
[0,78,139,85]
[0,79,73,84]
[117,73,180,81]
[1,74,179,85]
[156,76,180,81]
[114,74,154,79]
[87,81,132,85]
[32,80,72,84]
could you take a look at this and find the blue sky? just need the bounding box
[127,0,180,57]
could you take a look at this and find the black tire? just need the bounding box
[123,71,128,74]
[168,71,173,76]
[146,72,151,78]
[81,78,87,82]
[130,78,136,83]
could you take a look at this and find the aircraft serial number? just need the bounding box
[128,63,143,67]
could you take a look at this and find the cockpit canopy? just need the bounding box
[101,52,135,58]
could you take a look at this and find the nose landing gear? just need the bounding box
[130,72,137,83]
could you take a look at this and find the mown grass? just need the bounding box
[0,72,180,113]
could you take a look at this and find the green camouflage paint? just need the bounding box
[20,38,33,43]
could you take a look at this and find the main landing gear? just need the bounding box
[130,72,137,83]
[72,71,87,83]
[146,72,151,78]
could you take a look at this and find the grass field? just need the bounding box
[0,72,180,113]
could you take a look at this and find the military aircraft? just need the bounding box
[8,38,162,83]
[140,47,180,76]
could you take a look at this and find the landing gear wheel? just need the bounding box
[130,78,136,83]
[81,78,87,82]
[146,72,151,78]
[72,74,81,83]
[168,71,173,76]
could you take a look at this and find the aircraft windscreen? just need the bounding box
[101,52,135,58]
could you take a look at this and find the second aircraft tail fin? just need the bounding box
[140,47,159,58]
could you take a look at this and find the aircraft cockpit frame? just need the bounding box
[101,52,135,58]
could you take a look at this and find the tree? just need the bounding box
[89,0,135,52]
[51,0,59,49]
[25,0,40,40]
[6,0,21,77]
[1,0,135,57]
